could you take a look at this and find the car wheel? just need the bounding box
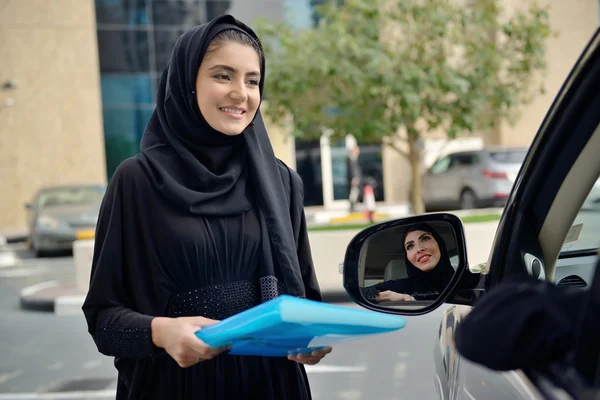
[460,189,477,210]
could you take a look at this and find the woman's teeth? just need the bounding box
[221,107,242,115]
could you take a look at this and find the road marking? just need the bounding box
[0,369,23,384]
[0,390,115,399]
[82,360,102,370]
[46,363,63,371]
[0,266,48,279]
[305,365,366,373]
[19,281,59,297]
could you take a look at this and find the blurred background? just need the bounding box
[0,0,599,398]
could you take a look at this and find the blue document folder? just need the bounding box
[195,295,406,357]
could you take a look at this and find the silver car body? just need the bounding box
[422,148,528,210]
[26,184,105,255]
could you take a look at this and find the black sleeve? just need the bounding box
[82,166,164,359]
[455,275,585,371]
[285,163,322,302]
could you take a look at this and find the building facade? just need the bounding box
[1,0,598,231]
[0,0,106,233]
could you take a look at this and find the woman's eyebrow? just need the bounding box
[208,64,261,77]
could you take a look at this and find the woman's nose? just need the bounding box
[229,82,247,102]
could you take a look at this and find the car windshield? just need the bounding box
[488,150,527,164]
[38,186,105,208]
[561,179,600,255]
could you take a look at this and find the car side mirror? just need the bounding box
[342,213,472,315]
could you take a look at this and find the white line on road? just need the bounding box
[305,365,366,373]
[19,281,59,297]
[82,360,102,370]
[0,369,23,384]
[0,390,115,399]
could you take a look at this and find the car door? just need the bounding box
[442,28,600,399]
[423,155,456,207]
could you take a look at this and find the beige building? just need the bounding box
[378,0,600,204]
[0,0,598,232]
[0,0,106,234]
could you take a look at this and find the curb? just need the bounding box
[0,233,28,244]
[19,282,352,315]
[20,281,59,313]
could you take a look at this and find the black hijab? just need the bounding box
[136,15,306,298]
[401,222,456,293]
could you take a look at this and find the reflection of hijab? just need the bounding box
[136,15,306,298]
[401,223,456,295]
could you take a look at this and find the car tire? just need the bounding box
[460,189,477,210]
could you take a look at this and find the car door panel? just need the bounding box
[436,305,541,400]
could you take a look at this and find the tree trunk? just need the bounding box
[408,134,425,215]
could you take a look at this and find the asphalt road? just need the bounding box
[0,245,446,399]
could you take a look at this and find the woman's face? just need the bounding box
[404,230,441,272]
[195,41,261,135]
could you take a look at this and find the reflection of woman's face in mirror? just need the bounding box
[404,230,441,272]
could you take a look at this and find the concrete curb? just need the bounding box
[0,233,28,244]
[19,280,60,313]
[19,282,352,315]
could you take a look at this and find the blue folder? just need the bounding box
[195,295,406,357]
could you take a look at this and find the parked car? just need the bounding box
[422,147,527,211]
[25,184,106,257]
[342,28,600,399]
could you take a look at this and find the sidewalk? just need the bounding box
[0,228,27,244]
[17,209,502,314]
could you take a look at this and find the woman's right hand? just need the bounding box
[376,290,416,303]
[151,316,229,368]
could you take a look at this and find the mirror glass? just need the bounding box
[359,220,461,310]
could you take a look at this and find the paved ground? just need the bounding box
[0,215,500,398]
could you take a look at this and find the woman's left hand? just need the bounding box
[288,347,332,365]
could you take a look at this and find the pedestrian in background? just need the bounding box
[82,14,329,400]
[347,144,362,212]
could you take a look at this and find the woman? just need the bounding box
[367,223,457,303]
[82,14,329,400]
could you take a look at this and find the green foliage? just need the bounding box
[254,0,552,213]
[255,0,552,143]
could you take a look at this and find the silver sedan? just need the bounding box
[25,184,105,257]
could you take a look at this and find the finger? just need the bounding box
[311,348,332,357]
[185,335,220,358]
[188,316,220,328]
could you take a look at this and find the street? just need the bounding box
[0,243,447,399]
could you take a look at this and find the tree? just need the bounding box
[255,0,552,214]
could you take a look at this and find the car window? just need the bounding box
[488,150,527,164]
[454,154,477,166]
[430,156,452,174]
[38,186,106,208]
[560,178,600,255]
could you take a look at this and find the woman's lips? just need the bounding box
[418,255,431,263]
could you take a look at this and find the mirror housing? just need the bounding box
[343,213,480,315]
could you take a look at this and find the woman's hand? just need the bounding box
[288,347,332,365]
[151,316,229,368]
[376,290,416,303]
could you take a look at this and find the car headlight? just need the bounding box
[37,215,62,229]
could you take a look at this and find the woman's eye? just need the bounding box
[247,79,260,86]
[406,244,413,251]
[422,235,431,242]
[215,74,230,80]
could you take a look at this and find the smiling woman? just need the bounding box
[82,14,326,400]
